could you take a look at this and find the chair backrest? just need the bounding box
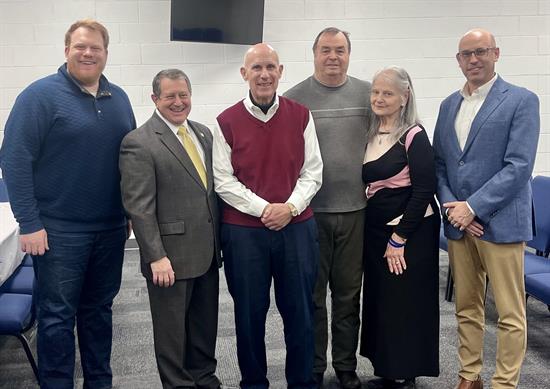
[0,177,8,202]
[527,175,550,255]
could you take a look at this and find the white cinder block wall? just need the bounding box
[1,0,549,174]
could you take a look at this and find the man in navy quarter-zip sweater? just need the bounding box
[0,19,135,389]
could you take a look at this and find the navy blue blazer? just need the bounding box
[433,76,540,243]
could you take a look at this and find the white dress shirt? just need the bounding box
[212,94,323,217]
[455,73,498,150]
[156,109,205,166]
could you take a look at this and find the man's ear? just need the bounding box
[240,67,247,81]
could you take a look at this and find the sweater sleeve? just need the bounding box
[0,88,52,234]
[394,130,437,239]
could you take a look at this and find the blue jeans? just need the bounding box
[33,227,126,389]
[222,219,319,389]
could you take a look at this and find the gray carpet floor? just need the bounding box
[1,248,549,389]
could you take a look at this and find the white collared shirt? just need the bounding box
[454,73,498,150]
[241,93,280,122]
[212,93,323,217]
[156,109,205,165]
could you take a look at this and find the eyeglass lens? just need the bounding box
[459,47,493,58]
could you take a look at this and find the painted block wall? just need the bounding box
[0,0,548,174]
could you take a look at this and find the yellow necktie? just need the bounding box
[178,125,207,187]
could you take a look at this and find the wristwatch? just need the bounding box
[287,203,299,217]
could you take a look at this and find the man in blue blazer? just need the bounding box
[434,28,539,389]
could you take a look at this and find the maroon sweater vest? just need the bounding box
[217,97,314,227]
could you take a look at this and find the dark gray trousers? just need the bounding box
[147,261,220,389]
[313,210,364,373]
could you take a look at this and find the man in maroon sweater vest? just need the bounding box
[213,44,323,389]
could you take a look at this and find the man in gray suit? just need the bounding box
[119,69,221,389]
[434,29,539,389]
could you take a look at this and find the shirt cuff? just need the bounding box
[286,193,306,215]
[249,196,270,217]
[466,201,476,216]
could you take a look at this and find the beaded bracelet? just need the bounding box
[388,237,405,248]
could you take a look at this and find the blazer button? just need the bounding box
[459,161,465,166]
[208,218,212,223]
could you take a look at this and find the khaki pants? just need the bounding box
[448,235,526,389]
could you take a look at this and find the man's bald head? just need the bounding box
[459,28,496,50]
[243,43,280,67]
[456,28,500,93]
[240,43,283,105]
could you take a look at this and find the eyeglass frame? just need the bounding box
[456,47,498,60]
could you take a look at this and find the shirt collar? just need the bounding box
[460,73,498,99]
[59,63,111,98]
[243,92,280,116]
[155,109,189,136]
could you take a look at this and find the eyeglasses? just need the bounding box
[457,47,497,60]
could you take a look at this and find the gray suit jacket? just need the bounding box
[433,76,540,243]
[119,112,220,280]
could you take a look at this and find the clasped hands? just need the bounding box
[443,201,484,237]
[261,203,293,231]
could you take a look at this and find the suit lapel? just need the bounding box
[461,77,507,155]
[447,93,463,153]
[151,113,206,191]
